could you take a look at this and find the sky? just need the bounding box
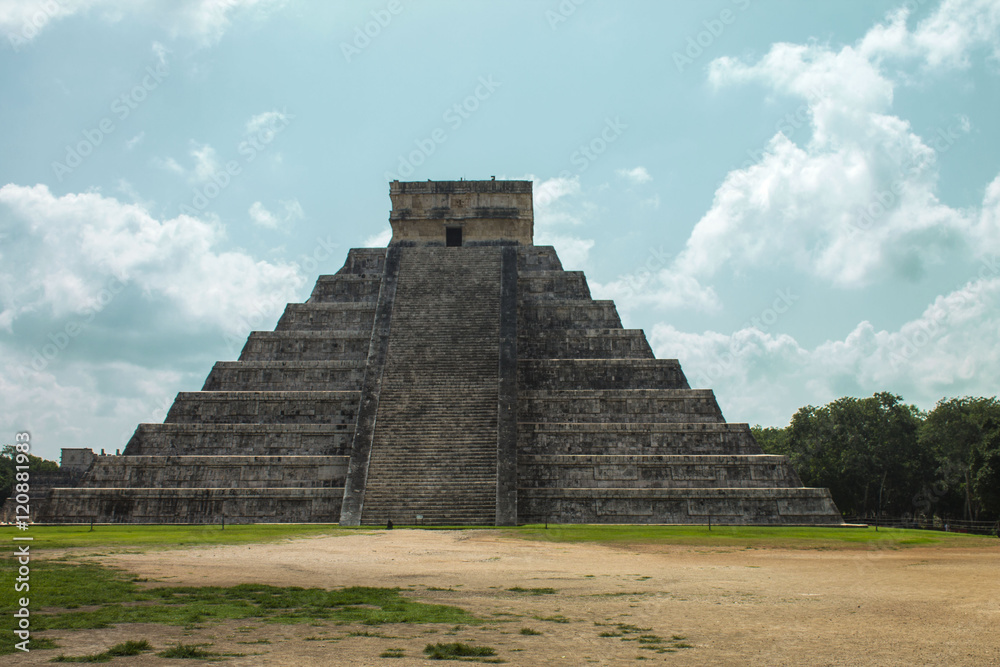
[1,0,999,461]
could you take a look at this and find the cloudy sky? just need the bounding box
[1,0,999,461]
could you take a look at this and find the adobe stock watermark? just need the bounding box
[888,253,999,369]
[616,245,671,298]
[20,274,127,378]
[51,59,170,181]
[223,291,290,353]
[690,287,799,388]
[536,117,629,208]
[383,76,501,181]
[545,0,586,30]
[849,119,967,236]
[340,0,404,63]
[179,110,293,216]
[736,84,828,171]
[673,0,752,73]
[6,0,60,52]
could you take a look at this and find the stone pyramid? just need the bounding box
[33,180,842,525]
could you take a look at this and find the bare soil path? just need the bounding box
[24,529,1000,665]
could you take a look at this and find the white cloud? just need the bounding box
[667,3,1000,293]
[859,0,1000,70]
[649,268,1000,426]
[592,268,720,313]
[0,183,304,333]
[0,0,288,47]
[124,132,145,150]
[245,110,290,136]
[189,142,220,183]
[616,166,652,184]
[364,228,392,247]
[249,198,303,229]
[151,155,185,176]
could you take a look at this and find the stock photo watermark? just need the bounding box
[545,0,586,30]
[850,119,968,235]
[6,0,60,51]
[690,287,799,388]
[673,0,752,73]
[340,0,404,62]
[179,110,293,216]
[20,275,127,378]
[10,431,33,652]
[51,59,169,182]
[383,75,501,181]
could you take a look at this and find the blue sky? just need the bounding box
[2,0,999,461]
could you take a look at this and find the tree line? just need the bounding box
[753,393,1000,523]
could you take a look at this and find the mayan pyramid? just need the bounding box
[32,179,842,525]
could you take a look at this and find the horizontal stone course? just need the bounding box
[77,455,348,488]
[519,389,725,423]
[519,328,654,359]
[164,391,359,425]
[517,422,761,456]
[239,331,371,361]
[202,361,365,391]
[40,487,344,524]
[276,303,376,332]
[519,359,689,390]
[124,423,353,456]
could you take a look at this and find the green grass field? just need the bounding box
[1,523,995,551]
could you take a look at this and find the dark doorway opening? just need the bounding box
[446,227,463,247]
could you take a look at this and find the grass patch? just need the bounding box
[506,587,556,595]
[52,640,152,662]
[380,648,405,658]
[503,525,996,550]
[157,643,217,659]
[531,614,571,624]
[0,560,478,647]
[0,524,365,550]
[519,627,542,635]
[597,624,692,653]
[423,642,499,661]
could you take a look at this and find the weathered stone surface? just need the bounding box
[36,179,842,526]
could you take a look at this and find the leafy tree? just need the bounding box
[970,430,1000,521]
[918,397,1000,521]
[0,444,60,502]
[758,393,930,518]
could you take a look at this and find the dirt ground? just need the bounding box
[22,530,1000,666]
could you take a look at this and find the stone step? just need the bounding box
[518,359,689,390]
[39,487,345,524]
[519,328,654,359]
[517,245,562,272]
[124,423,354,456]
[276,303,376,332]
[518,454,803,489]
[517,422,762,456]
[518,270,591,299]
[518,487,844,525]
[164,391,360,425]
[202,361,365,391]
[308,274,382,303]
[360,246,504,525]
[239,331,371,361]
[519,389,725,423]
[78,455,348,488]
[519,299,622,330]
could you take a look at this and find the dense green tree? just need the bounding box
[757,393,931,518]
[918,397,1000,521]
[0,444,60,502]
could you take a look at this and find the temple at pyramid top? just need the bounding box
[389,179,534,246]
